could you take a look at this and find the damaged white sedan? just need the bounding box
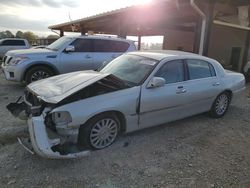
[7,51,245,159]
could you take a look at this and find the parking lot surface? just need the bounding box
[0,70,250,188]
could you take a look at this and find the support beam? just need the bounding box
[242,31,250,72]
[138,35,142,50]
[60,30,64,37]
[162,34,167,50]
[193,18,202,53]
[203,0,216,56]
[117,17,127,38]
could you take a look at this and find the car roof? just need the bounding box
[0,38,27,41]
[128,50,212,61]
[64,35,134,43]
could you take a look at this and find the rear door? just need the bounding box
[58,38,94,73]
[92,39,130,69]
[182,59,221,113]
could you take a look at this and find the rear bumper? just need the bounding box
[27,116,90,159]
[231,86,246,104]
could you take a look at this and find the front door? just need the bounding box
[139,59,189,128]
[58,38,94,73]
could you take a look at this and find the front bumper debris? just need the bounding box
[6,96,27,119]
[17,137,34,155]
[27,116,90,159]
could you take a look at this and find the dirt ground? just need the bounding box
[0,70,250,188]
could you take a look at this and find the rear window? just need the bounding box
[93,40,130,52]
[1,40,25,46]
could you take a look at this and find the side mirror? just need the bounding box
[102,61,108,67]
[147,77,165,88]
[65,45,75,53]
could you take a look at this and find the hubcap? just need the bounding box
[31,71,50,82]
[215,94,229,115]
[90,118,118,149]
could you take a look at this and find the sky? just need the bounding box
[0,0,162,43]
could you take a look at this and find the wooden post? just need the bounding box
[242,31,250,72]
[117,18,127,38]
[138,35,142,50]
[193,18,202,54]
[203,0,215,56]
[163,34,167,50]
[60,30,64,37]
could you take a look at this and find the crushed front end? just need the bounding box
[7,89,90,159]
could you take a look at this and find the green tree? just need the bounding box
[22,31,38,44]
[16,31,24,38]
[0,30,14,39]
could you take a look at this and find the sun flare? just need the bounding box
[133,0,152,5]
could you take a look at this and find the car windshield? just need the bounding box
[46,37,72,51]
[100,54,158,86]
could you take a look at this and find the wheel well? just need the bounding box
[23,63,59,81]
[223,90,232,101]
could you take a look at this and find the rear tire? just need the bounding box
[25,66,54,84]
[209,92,230,118]
[77,113,120,150]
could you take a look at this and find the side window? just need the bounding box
[155,60,184,84]
[186,59,216,80]
[93,39,111,52]
[93,40,130,52]
[70,39,93,52]
[110,41,129,52]
[2,40,25,46]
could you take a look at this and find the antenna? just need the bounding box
[68,11,76,32]
[68,11,72,21]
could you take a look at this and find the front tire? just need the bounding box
[209,92,230,118]
[25,66,54,84]
[78,113,120,150]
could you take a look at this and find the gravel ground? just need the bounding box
[0,70,250,188]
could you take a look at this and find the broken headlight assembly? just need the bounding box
[51,111,72,126]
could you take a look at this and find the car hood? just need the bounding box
[6,48,56,56]
[27,71,109,104]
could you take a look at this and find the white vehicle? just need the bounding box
[7,51,245,159]
[0,38,30,60]
[1,35,136,84]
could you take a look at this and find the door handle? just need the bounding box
[212,82,220,86]
[176,86,187,94]
[85,54,91,59]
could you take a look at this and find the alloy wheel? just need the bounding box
[90,118,118,149]
[30,71,50,82]
[215,93,229,115]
